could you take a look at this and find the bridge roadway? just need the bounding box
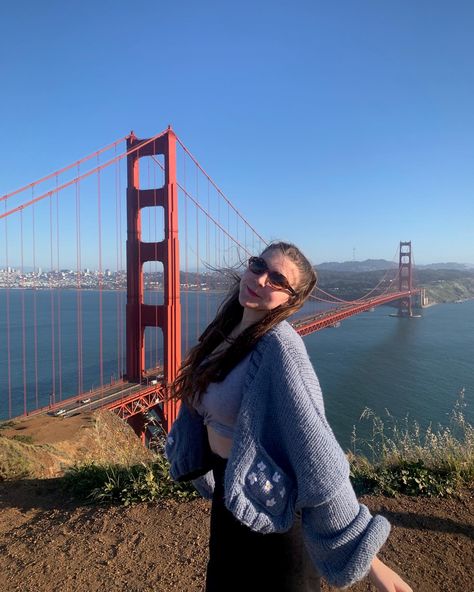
[26,380,162,420]
[292,290,417,336]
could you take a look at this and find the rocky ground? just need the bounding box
[0,412,473,592]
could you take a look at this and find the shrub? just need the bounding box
[62,454,198,505]
[11,434,35,444]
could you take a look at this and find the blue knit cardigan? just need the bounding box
[166,321,390,588]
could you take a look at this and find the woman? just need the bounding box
[166,242,412,592]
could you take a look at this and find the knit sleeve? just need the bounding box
[301,480,390,587]
[165,402,215,486]
[256,324,391,586]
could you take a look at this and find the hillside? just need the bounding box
[0,411,473,592]
[317,267,474,304]
[316,260,474,273]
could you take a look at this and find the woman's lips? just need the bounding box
[247,285,260,298]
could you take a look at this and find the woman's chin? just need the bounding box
[239,291,259,309]
[239,299,260,310]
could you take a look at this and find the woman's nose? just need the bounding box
[256,271,268,287]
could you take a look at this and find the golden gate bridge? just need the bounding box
[0,127,419,438]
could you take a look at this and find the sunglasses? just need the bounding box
[247,256,297,297]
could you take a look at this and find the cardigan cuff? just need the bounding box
[304,512,390,588]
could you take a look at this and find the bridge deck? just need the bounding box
[292,290,417,336]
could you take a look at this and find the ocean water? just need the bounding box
[1,289,473,452]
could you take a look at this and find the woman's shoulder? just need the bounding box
[261,320,306,351]
[254,321,309,367]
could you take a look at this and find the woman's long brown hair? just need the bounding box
[170,242,317,406]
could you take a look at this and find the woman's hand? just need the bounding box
[368,556,413,592]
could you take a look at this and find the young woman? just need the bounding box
[166,242,412,592]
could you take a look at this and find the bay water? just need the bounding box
[1,289,472,452]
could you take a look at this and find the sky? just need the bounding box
[1,0,473,266]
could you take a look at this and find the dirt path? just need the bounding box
[0,479,472,592]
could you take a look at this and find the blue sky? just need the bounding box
[1,0,473,266]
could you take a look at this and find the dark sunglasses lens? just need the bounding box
[248,257,267,273]
[268,272,288,289]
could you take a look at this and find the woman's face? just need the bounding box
[238,249,300,321]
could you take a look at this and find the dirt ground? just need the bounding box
[0,413,473,592]
[0,481,473,592]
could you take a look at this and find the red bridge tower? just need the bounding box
[125,128,181,431]
[398,241,413,317]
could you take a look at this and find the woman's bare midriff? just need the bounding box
[207,425,233,459]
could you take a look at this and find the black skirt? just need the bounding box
[205,453,321,592]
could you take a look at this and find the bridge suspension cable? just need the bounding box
[0,131,170,220]
[0,135,130,204]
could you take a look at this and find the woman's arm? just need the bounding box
[368,556,413,592]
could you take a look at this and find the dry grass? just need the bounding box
[350,389,474,495]
[81,410,154,467]
[0,410,153,480]
[0,435,69,480]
